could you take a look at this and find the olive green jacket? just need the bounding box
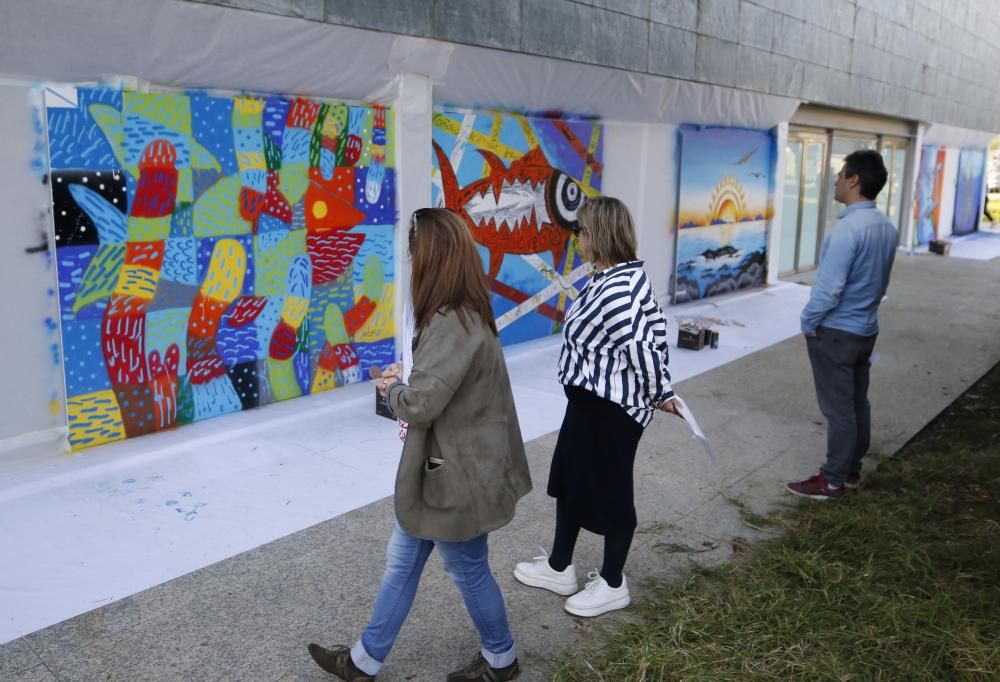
[386,309,532,542]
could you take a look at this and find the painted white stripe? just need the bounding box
[495,264,591,330]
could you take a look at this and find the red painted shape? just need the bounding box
[306,167,365,233]
[344,295,375,336]
[164,343,180,375]
[149,344,179,427]
[332,343,359,370]
[306,232,365,284]
[125,240,165,270]
[263,171,292,224]
[188,355,227,384]
[317,343,339,373]
[490,280,564,323]
[227,296,268,327]
[269,319,298,361]
[151,373,177,429]
[187,295,229,343]
[106,291,151,317]
[287,98,321,130]
[344,135,362,165]
[101,299,148,385]
[240,187,265,223]
[131,139,178,218]
[148,349,164,380]
[309,166,354,202]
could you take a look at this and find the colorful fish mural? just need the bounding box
[431,107,602,346]
[47,86,396,450]
[433,144,583,282]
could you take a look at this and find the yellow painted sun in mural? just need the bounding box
[708,176,747,224]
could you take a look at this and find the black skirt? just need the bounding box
[547,385,645,535]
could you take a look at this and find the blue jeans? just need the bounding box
[350,522,516,675]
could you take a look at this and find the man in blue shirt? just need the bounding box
[787,150,897,500]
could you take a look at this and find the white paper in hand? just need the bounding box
[673,396,718,466]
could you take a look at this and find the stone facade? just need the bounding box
[184,0,999,132]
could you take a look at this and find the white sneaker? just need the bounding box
[513,553,578,596]
[564,572,630,617]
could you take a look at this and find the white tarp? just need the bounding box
[922,122,996,149]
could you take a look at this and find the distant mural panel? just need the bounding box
[47,86,396,450]
[431,107,602,346]
[953,147,986,236]
[674,126,775,304]
[913,144,946,245]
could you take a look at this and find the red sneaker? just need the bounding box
[845,471,861,489]
[786,472,844,500]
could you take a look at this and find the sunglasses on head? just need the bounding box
[410,208,430,232]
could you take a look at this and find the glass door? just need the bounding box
[779,130,829,274]
[781,129,910,275]
[778,140,802,274]
[879,137,909,228]
[798,139,827,270]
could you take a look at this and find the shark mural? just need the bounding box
[431,107,602,346]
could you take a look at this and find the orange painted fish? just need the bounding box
[433,141,584,281]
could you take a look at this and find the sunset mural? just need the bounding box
[674,126,776,303]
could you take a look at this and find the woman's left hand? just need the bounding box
[658,397,683,419]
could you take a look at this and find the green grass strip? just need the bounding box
[552,366,1000,681]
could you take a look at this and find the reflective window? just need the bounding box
[798,142,827,270]
[779,141,802,274]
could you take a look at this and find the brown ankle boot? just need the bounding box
[447,651,520,681]
[307,643,375,681]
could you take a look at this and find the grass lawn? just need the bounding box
[552,364,1000,681]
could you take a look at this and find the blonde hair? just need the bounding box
[578,196,638,265]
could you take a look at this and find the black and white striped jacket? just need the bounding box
[558,261,673,427]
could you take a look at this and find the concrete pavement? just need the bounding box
[2,252,999,681]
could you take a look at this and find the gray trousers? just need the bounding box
[806,326,879,486]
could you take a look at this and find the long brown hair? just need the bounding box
[409,208,498,346]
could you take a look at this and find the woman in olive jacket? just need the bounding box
[308,208,532,682]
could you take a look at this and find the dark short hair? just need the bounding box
[843,150,888,200]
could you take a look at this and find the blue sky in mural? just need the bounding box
[677,126,774,228]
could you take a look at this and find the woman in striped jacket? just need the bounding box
[514,196,681,617]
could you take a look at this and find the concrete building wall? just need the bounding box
[185,0,1000,132]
